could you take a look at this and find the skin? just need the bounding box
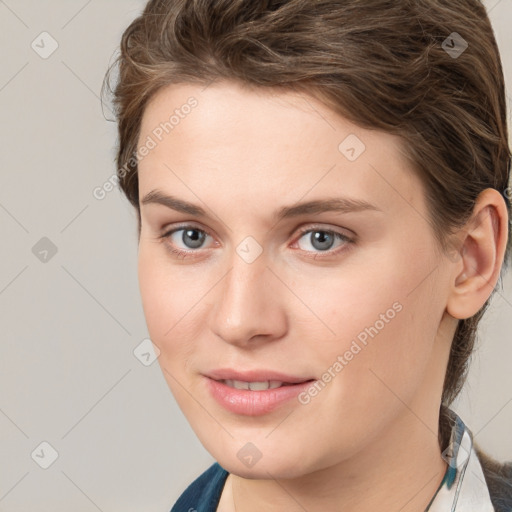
[135,80,509,511]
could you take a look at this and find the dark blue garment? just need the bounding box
[171,462,228,512]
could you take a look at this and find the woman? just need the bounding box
[103,0,512,510]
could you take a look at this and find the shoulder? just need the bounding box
[170,462,229,512]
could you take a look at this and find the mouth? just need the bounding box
[204,373,318,416]
[204,368,316,386]
[216,379,315,391]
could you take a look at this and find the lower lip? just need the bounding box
[205,377,316,416]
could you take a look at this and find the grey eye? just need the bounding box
[297,230,348,253]
[181,228,206,249]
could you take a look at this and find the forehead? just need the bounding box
[137,80,425,221]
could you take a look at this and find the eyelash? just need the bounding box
[158,224,355,260]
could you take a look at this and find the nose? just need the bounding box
[210,252,288,347]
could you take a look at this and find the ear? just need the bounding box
[446,188,509,320]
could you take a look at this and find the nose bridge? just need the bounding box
[211,248,286,345]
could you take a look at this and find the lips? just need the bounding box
[204,368,315,385]
[205,375,317,415]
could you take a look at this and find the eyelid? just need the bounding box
[161,221,213,238]
[293,223,354,239]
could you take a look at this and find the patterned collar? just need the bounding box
[426,410,494,511]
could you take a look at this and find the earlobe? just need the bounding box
[446,188,509,320]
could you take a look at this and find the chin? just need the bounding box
[211,444,319,480]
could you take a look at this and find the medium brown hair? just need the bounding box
[103,0,511,500]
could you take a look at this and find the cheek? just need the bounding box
[137,246,193,350]
[138,247,169,336]
[293,244,441,400]
[284,258,442,460]
[137,244,212,372]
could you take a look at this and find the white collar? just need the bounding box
[427,411,494,511]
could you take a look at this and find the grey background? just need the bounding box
[0,1,511,510]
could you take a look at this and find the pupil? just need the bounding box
[312,231,333,251]
[183,229,205,249]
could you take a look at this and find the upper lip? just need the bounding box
[204,368,316,384]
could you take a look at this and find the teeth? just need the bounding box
[223,380,285,390]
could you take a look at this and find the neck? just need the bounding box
[231,408,448,512]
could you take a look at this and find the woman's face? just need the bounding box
[136,80,455,478]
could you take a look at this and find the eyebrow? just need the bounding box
[140,189,382,221]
